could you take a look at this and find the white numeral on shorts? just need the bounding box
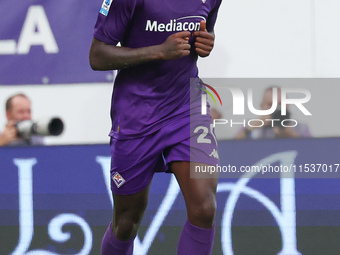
[194,124,218,145]
[194,126,211,144]
[210,123,218,145]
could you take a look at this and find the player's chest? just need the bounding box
[142,0,211,16]
[134,0,212,31]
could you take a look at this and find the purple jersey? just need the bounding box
[93,0,222,139]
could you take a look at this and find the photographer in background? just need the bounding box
[234,86,311,139]
[0,93,44,146]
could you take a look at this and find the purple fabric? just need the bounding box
[109,109,219,195]
[178,220,215,255]
[93,0,222,139]
[101,223,134,255]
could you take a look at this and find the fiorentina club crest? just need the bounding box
[112,172,126,188]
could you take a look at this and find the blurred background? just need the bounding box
[1,0,340,255]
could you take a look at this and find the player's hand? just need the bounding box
[193,20,215,57]
[0,121,18,146]
[159,31,191,60]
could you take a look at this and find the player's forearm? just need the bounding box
[89,38,163,71]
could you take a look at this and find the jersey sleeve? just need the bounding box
[206,0,222,32]
[93,0,137,45]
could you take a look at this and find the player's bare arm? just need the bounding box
[89,31,191,71]
[193,20,215,57]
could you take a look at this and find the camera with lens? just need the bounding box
[271,107,290,128]
[16,117,64,138]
